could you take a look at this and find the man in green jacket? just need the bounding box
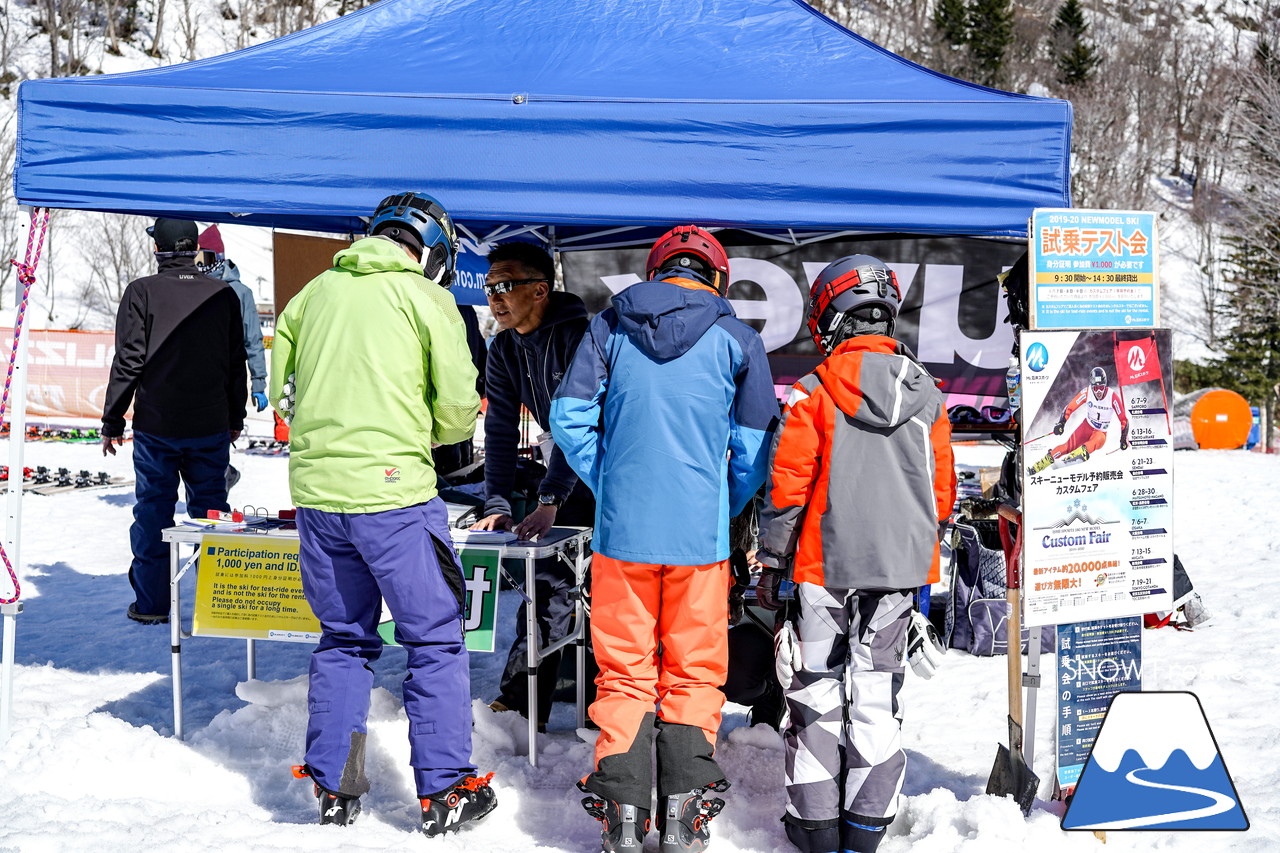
[272,192,496,836]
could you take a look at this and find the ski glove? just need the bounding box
[1053,418,1066,436]
[1120,428,1129,450]
[277,373,296,425]
[774,620,800,687]
[756,568,784,611]
[252,391,269,412]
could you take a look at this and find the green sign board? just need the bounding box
[377,545,502,653]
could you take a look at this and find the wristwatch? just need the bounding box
[537,493,563,509]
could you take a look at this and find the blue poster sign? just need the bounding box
[451,244,490,306]
[1055,616,1142,794]
[1030,209,1159,329]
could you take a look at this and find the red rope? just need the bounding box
[1,208,50,605]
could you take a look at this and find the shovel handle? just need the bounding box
[999,504,1025,725]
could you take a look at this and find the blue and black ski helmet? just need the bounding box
[368,191,458,288]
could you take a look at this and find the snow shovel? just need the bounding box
[985,505,1039,815]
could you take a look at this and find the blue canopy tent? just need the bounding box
[15,0,1071,245]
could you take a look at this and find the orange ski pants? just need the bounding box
[589,554,730,770]
[1052,420,1108,460]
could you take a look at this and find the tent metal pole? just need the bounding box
[1,206,35,745]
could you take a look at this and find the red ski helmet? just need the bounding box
[807,254,902,354]
[645,225,730,294]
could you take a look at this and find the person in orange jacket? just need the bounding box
[754,254,955,853]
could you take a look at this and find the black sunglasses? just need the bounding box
[483,278,547,297]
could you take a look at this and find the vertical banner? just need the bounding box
[1029,209,1159,330]
[1055,617,1143,796]
[1020,329,1174,627]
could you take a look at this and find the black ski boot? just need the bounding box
[420,772,498,837]
[658,780,729,852]
[292,764,361,826]
[579,781,651,852]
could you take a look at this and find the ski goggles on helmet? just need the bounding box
[482,278,548,297]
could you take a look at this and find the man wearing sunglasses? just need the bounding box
[471,241,595,732]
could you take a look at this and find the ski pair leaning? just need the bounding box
[293,764,497,836]
[580,779,729,852]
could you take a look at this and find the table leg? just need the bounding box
[575,543,588,731]
[525,552,538,767]
[170,541,183,740]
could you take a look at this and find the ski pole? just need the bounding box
[1022,431,1055,446]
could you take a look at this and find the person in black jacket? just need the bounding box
[471,241,594,729]
[101,218,247,624]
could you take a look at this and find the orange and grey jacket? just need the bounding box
[757,335,955,589]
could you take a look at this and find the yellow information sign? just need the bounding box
[193,533,321,642]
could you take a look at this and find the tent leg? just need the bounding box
[1,206,35,745]
[1,601,22,743]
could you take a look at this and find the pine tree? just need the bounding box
[967,0,1014,88]
[1051,0,1100,86]
[934,0,969,49]
[931,0,971,78]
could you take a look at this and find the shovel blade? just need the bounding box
[986,743,1040,815]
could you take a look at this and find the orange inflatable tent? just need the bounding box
[1191,390,1252,449]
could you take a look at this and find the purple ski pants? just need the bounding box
[296,498,474,798]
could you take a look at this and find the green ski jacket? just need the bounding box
[271,237,480,512]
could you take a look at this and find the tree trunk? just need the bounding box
[149,0,165,58]
[45,0,59,75]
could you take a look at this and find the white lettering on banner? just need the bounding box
[464,563,492,631]
[28,340,65,366]
[452,269,486,293]
[595,258,1010,369]
[31,384,68,410]
[724,258,805,352]
[915,263,1012,369]
[27,340,115,369]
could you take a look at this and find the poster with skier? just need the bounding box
[1020,329,1174,627]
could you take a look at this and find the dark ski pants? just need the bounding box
[297,499,475,798]
[129,430,230,616]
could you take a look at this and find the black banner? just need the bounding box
[561,233,1027,407]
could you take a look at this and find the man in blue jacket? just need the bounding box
[471,241,594,730]
[552,226,777,853]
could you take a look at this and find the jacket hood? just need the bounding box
[211,258,242,285]
[817,335,938,428]
[612,279,733,361]
[333,236,425,277]
[513,290,589,351]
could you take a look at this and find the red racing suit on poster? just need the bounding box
[1040,385,1129,472]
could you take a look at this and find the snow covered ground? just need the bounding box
[0,437,1276,852]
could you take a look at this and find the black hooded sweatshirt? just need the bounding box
[482,290,589,517]
[102,255,247,438]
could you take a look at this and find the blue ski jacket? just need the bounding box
[551,277,778,565]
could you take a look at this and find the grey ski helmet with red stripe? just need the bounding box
[807,254,902,354]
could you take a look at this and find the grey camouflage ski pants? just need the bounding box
[783,584,913,828]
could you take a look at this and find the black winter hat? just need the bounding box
[147,218,199,252]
